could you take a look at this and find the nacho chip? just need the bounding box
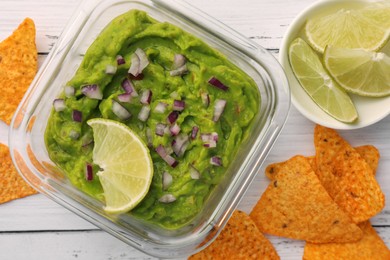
[0,18,37,124]
[189,210,280,260]
[0,144,37,204]
[251,155,362,243]
[314,125,384,223]
[303,221,390,260]
[265,145,379,180]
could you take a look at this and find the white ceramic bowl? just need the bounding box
[279,0,390,129]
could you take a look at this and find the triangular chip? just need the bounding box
[265,145,379,180]
[314,125,384,223]
[250,155,362,243]
[0,144,37,204]
[189,210,280,260]
[303,221,390,260]
[0,18,37,124]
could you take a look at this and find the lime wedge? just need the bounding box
[324,46,390,97]
[88,118,153,214]
[288,38,358,123]
[305,7,390,53]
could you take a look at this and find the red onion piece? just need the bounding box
[112,100,131,120]
[189,165,200,180]
[105,65,117,75]
[155,123,167,136]
[69,130,80,140]
[72,110,82,122]
[210,156,222,166]
[173,100,185,112]
[118,93,132,103]
[135,48,149,72]
[162,171,173,190]
[172,134,189,157]
[121,78,138,97]
[203,140,217,148]
[81,84,103,100]
[201,92,210,107]
[154,102,168,113]
[172,54,186,69]
[213,99,227,122]
[116,55,126,65]
[170,65,187,76]
[159,194,176,203]
[156,145,178,167]
[140,89,152,105]
[128,53,140,76]
[138,106,151,122]
[191,126,199,140]
[169,123,181,136]
[156,144,167,158]
[85,163,93,181]
[167,111,179,124]
[53,99,66,112]
[64,86,75,97]
[208,77,229,91]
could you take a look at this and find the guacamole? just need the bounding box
[45,10,260,229]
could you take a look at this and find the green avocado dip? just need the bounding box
[45,10,260,229]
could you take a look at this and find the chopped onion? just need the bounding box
[162,171,173,190]
[155,145,178,167]
[64,86,75,97]
[154,102,168,113]
[169,123,181,136]
[203,140,217,148]
[116,55,126,65]
[172,54,186,69]
[69,130,80,140]
[121,78,138,96]
[201,92,210,107]
[138,106,151,122]
[191,126,199,140]
[213,99,227,122]
[159,194,176,203]
[53,99,66,112]
[172,134,189,157]
[173,100,185,111]
[112,100,131,120]
[72,110,82,122]
[85,163,93,181]
[208,76,229,91]
[155,123,167,136]
[146,127,153,148]
[167,111,179,124]
[128,53,140,76]
[156,144,167,158]
[140,89,152,105]
[210,156,222,166]
[135,48,149,72]
[170,64,187,76]
[201,132,218,148]
[81,84,103,100]
[189,165,201,180]
[105,65,117,75]
[118,93,132,103]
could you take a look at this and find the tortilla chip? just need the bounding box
[251,155,362,243]
[265,145,379,180]
[0,144,37,204]
[314,125,384,223]
[189,210,280,260]
[0,18,37,124]
[303,221,390,260]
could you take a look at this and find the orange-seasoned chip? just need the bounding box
[189,210,280,260]
[0,18,38,124]
[314,125,384,223]
[251,155,362,243]
[303,221,390,260]
[265,145,379,180]
[0,144,37,204]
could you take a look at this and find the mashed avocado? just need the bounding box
[45,10,260,229]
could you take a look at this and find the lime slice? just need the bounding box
[324,45,390,97]
[87,118,153,214]
[305,7,390,53]
[360,2,390,29]
[289,38,358,123]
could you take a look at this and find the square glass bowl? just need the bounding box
[9,0,290,258]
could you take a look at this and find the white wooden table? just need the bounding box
[0,0,389,259]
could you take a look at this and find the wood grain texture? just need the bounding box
[0,0,389,259]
